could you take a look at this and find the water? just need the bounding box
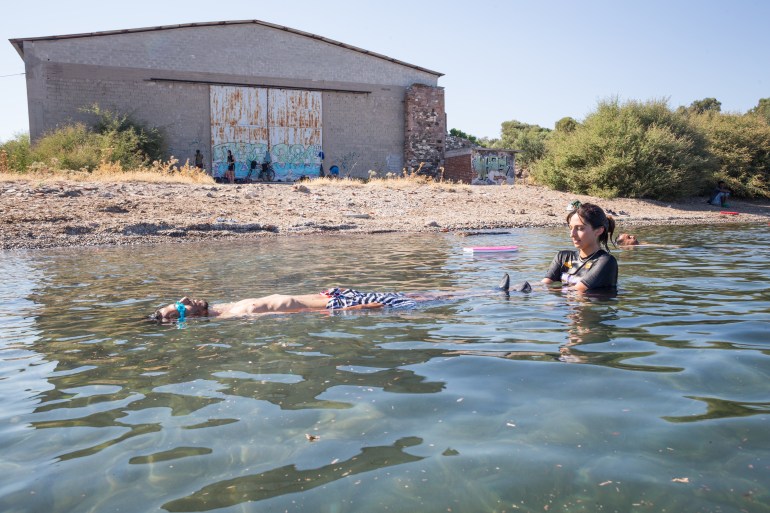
[1,224,769,513]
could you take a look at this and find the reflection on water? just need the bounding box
[1,225,769,512]
[163,436,425,512]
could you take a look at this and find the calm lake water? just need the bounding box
[1,223,769,513]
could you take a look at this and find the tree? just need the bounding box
[748,98,770,124]
[691,111,770,198]
[555,117,578,133]
[531,98,714,199]
[490,120,551,168]
[687,97,722,115]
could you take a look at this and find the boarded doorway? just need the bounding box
[210,86,322,181]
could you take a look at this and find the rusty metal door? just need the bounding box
[268,90,323,180]
[210,86,322,181]
[210,86,268,180]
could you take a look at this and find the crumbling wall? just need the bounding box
[445,133,479,151]
[404,84,446,177]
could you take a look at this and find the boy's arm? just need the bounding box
[340,303,385,310]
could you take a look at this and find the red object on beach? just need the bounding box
[463,245,518,253]
[720,211,739,215]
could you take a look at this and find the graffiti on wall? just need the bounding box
[472,151,516,184]
[212,142,268,179]
[211,143,323,181]
[210,86,322,181]
[386,153,402,173]
[271,143,322,179]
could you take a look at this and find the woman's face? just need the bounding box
[568,213,604,254]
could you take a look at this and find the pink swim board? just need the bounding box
[463,245,518,253]
[720,211,739,215]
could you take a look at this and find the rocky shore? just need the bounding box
[2,178,768,251]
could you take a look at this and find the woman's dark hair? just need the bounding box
[566,202,616,252]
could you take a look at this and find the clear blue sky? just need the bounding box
[1,0,768,142]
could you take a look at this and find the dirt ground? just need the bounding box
[1,178,769,251]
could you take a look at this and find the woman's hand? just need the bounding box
[572,281,589,293]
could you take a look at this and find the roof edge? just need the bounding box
[9,19,443,77]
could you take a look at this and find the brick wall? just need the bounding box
[19,23,441,177]
[24,24,437,87]
[404,84,446,177]
[444,149,474,183]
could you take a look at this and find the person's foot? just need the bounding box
[499,273,510,291]
[512,281,532,293]
[498,274,531,293]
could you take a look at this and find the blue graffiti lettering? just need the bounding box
[213,142,322,181]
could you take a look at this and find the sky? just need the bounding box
[1,0,769,142]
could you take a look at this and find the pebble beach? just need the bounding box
[2,178,768,251]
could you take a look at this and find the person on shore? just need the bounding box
[150,278,531,322]
[260,151,273,181]
[194,149,204,170]
[225,150,236,184]
[708,181,731,207]
[542,202,618,291]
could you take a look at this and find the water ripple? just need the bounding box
[1,225,769,512]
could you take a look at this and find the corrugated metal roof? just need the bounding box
[8,19,443,77]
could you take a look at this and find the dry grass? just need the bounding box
[308,165,471,191]
[0,158,215,185]
[0,162,472,190]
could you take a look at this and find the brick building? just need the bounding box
[444,148,519,184]
[10,20,446,180]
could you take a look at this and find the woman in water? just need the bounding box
[542,202,618,291]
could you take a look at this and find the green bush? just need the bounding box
[532,98,714,199]
[0,133,33,172]
[691,112,770,198]
[84,104,164,167]
[0,105,165,173]
[31,123,103,170]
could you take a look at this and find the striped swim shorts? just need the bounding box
[322,288,417,310]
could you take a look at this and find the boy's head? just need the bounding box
[151,297,209,322]
[616,233,639,246]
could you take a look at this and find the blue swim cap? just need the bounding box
[175,301,186,322]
